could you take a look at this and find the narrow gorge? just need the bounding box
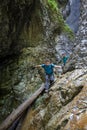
[0,0,87,130]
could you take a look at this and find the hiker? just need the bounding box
[62,53,69,66]
[35,59,61,92]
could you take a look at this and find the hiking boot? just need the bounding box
[45,89,48,93]
[50,80,54,85]
[50,79,56,85]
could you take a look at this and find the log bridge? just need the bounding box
[0,84,45,130]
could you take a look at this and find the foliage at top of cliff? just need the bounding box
[47,0,74,39]
[48,0,58,11]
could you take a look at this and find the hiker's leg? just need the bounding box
[45,75,50,90]
[50,74,54,84]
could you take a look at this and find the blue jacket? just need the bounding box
[62,56,69,65]
[41,64,55,75]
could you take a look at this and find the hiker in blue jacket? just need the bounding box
[62,53,69,66]
[35,59,61,92]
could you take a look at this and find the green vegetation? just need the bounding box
[47,0,74,39]
[63,24,74,39]
[48,0,58,11]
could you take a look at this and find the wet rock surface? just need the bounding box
[21,69,87,130]
[66,0,80,33]
[0,0,71,122]
[0,44,56,122]
[0,0,34,59]
[55,0,87,73]
[20,0,87,130]
[0,0,61,122]
[64,0,87,72]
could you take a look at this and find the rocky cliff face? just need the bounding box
[20,0,87,129]
[64,0,87,72]
[0,0,34,59]
[0,0,87,129]
[21,69,87,130]
[0,0,69,60]
[0,0,71,122]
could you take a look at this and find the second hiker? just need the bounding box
[62,53,69,66]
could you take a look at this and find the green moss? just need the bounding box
[48,0,58,11]
[63,24,74,39]
[47,0,74,39]
[47,0,64,26]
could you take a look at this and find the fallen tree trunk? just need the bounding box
[9,116,21,130]
[0,84,45,130]
[15,108,31,130]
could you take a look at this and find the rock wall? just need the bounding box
[21,69,87,130]
[0,0,70,122]
[64,0,87,72]
[55,0,81,62]
[0,0,34,60]
[20,0,87,130]
[0,0,69,61]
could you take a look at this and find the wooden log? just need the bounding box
[0,84,45,130]
[9,117,20,130]
[15,108,30,130]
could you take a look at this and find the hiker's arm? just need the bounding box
[35,65,42,68]
[55,65,61,68]
[31,65,41,70]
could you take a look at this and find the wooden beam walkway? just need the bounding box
[0,84,45,130]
